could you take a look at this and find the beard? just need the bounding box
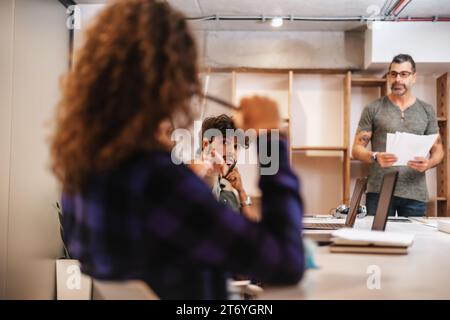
[391,83,407,96]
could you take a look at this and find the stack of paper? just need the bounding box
[386,132,438,166]
[329,228,414,254]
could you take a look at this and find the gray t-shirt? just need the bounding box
[357,96,439,202]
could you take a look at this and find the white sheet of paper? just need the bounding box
[386,133,396,154]
[385,132,438,166]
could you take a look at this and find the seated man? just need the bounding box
[200,114,260,222]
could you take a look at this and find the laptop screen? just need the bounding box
[372,171,399,231]
[345,177,368,227]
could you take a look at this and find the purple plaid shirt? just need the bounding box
[61,137,304,299]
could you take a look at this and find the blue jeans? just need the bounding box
[366,192,426,217]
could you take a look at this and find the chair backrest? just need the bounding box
[92,280,159,300]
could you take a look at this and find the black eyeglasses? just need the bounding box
[388,71,414,79]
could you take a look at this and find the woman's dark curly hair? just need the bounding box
[50,0,200,193]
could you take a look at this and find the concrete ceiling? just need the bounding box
[75,0,450,31]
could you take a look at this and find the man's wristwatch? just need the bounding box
[241,195,252,207]
[371,152,379,163]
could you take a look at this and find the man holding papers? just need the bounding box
[352,54,444,216]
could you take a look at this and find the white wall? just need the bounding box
[73,4,104,52]
[199,30,364,69]
[291,74,344,152]
[365,22,450,70]
[290,74,344,212]
[72,4,365,70]
[0,0,69,299]
[235,73,291,197]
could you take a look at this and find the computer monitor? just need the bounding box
[372,171,399,231]
[344,177,368,227]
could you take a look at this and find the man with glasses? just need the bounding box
[199,114,260,222]
[352,54,444,216]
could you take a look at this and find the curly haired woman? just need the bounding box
[50,0,304,299]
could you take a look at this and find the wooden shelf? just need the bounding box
[343,73,386,203]
[436,73,449,217]
[351,78,387,88]
[213,67,449,216]
[202,67,351,74]
[291,146,347,152]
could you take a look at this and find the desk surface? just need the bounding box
[260,217,450,299]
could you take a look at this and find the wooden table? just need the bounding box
[260,217,450,299]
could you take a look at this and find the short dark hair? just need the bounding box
[389,54,416,73]
[201,114,248,149]
[202,114,235,140]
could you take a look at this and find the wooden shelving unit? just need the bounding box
[351,78,387,88]
[288,71,293,163]
[230,69,387,206]
[342,73,351,204]
[214,68,449,214]
[436,73,450,216]
[343,71,388,204]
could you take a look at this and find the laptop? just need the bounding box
[303,177,368,230]
[372,171,399,231]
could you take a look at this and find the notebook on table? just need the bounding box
[329,228,414,255]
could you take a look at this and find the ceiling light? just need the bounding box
[271,17,283,28]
